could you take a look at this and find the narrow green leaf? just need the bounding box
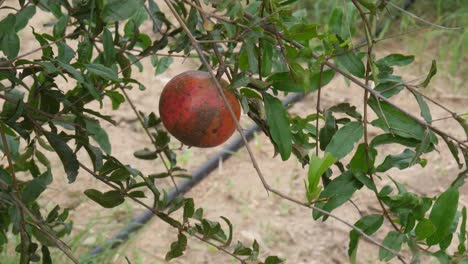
[328,103,362,120]
[183,198,194,221]
[53,15,68,38]
[458,207,466,254]
[417,60,437,88]
[84,189,125,208]
[85,119,111,155]
[411,92,432,123]
[307,153,336,200]
[286,23,318,41]
[377,54,415,67]
[102,28,116,65]
[264,93,292,160]
[85,63,119,81]
[376,149,422,172]
[261,40,273,77]
[427,188,459,245]
[244,38,258,74]
[44,132,79,183]
[325,122,363,160]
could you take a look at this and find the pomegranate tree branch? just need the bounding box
[162,0,271,192]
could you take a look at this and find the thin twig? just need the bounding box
[384,0,463,31]
[316,64,324,156]
[119,87,180,194]
[351,3,406,263]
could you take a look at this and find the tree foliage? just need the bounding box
[0,0,466,263]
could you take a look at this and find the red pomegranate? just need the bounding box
[159,71,241,148]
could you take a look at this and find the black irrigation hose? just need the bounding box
[84,0,416,258]
[84,93,305,258]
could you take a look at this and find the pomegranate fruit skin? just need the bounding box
[159,71,241,148]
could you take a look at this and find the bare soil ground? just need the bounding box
[2,1,467,263]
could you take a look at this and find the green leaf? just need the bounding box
[264,93,292,160]
[369,96,428,140]
[85,63,119,81]
[377,54,414,67]
[427,188,459,245]
[102,28,116,65]
[308,69,335,93]
[41,245,52,264]
[313,171,363,220]
[15,6,36,32]
[234,241,252,256]
[21,170,52,203]
[183,199,194,221]
[267,70,334,93]
[1,33,20,59]
[415,219,436,240]
[85,119,111,155]
[286,23,318,41]
[357,0,376,14]
[307,153,336,201]
[370,133,433,151]
[102,0,145,22]
[244,38,258,73]
[264,256,283,264]
[328,103,362,120]
[325,122,363,160]
[335,51,365,78]
[349,143,377,175]
[151,56,173,75]
[261,40,273,77]
[230,74,250,89]
[417,60,437,88]
[128,190,146,198]
[105,90,125,110]
[165,233,187,261]
[116,53,131,79]
[220,216,233,247]
[44,132,79,183]
[348,215,384,263]
[84,189,125,208]
[319,111,336,150]
[412,92,432,124]
[57,41,75,64]
[53,15,68,38]
[458,207,466,254]
[376,149,423,173]
[379,231,405,261]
